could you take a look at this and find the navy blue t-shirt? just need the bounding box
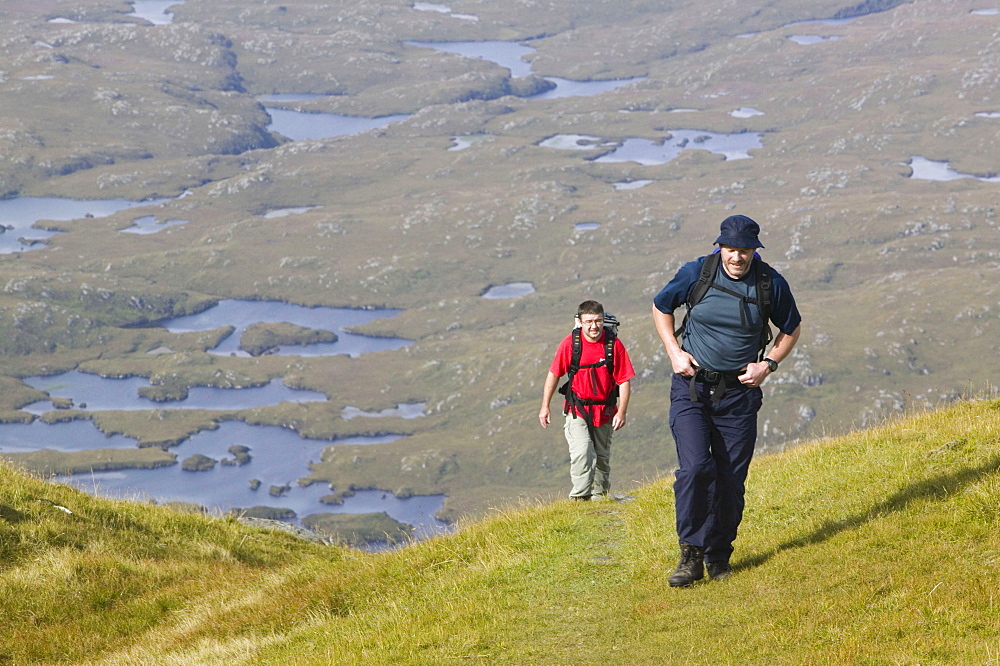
[653,254,801,372]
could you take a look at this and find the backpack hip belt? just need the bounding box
[689,367,746,405]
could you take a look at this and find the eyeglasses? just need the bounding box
[578,317,604,326]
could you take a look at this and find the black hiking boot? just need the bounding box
[668,543,704,587]
[707,561,733,581]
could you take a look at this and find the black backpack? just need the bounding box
[674,252,773,362]
[558,313,620,425]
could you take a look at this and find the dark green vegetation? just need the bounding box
[181,453,216,471]
[1,446,176,476]
[2,399,999,662]
[0,0,997,529]
[302,511,413,546]
[239,322,338,357]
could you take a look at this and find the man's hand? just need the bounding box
[612,411,627,431]
[653,307,698,377]
[539,371,559,428]
[738,361,771,387]
[539,405,551,428]
[670,350,699,377]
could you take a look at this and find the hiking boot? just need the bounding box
[668,543,704,587]
[707,561,733,581]
[570,495,591,501]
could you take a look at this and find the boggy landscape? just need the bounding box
[0,0,998,541]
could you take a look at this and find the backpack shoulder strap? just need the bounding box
[569,327,582,373]
[689,251,721,307]
[754,259,774,360]
[674,252,720,338]
[570,327,614,373]
[756,259,772,318]
[603,328,616,378]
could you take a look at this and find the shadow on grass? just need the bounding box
[736,454,1000,572]
[0,504,29,524]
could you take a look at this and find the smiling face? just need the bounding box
[577,313,605,343]
[719,245,755,279]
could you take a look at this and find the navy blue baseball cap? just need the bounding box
[714,214,764,249]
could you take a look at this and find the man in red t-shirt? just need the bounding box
[539,300,635,500]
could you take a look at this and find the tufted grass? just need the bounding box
[2,398,999,664]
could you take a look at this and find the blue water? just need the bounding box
[130,0,184,25]
[908,156,1000,183]
[538,130,762,164]
[482,282,535,299]
[0,419,138,453]
[157,299,412,357]
[407,40,644,99]
[263,39,642,147]
[788,35,840,45]
[0,196,169,253]
[413,3,478,21]
[3,299,440,538]
[613,180,653,190]
[20,300,412,414]
[266,109,411,142]
[408,40,536,77]
[537,134,606,151]
[6,419,448,538]
[0,419,447,537]
[594,130,763,164]
[262,206,316,219]
[528,76,646,100]
[22,372,327,413]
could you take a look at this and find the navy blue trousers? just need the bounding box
[668,372,763,563]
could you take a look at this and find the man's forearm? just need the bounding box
[765,324,801,364]
[541,371,560,407]
[617,381,631,413]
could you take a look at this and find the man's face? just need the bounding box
[719,246,755,279]
[577,313,605,343]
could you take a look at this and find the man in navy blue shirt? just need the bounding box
[652,215,801,586]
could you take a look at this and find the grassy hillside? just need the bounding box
[1,0,998,526]
[2,397,998,664]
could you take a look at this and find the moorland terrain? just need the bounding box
[0,0,998,533]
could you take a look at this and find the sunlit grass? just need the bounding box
[3,398,1000,664]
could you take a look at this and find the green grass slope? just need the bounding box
[3,397,999,664]
[2,0,999,526]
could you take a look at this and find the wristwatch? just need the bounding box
[763,357,779,372]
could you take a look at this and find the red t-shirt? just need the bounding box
[549,330,635,427]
